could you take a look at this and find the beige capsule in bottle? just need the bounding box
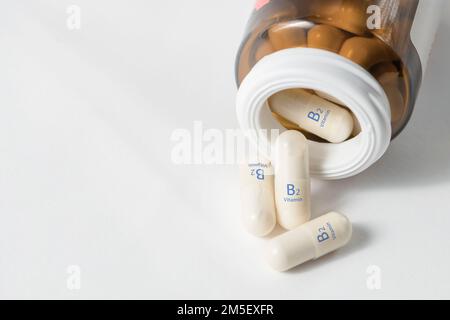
[268,22,307,51]
[314,90,345,106]
[309,0,368,35]
[271,112,302,132]
[266,212,352,272]
[254,38,275,62]
[269,89,354,143]
[340,36,395,70]
[273,130,311,230]
[307,24,349,53]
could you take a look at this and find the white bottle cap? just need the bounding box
[236,48,391,180]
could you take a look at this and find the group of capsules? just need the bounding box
[240,72,358,272]
[240,129,353,272]
[240,88,355,272]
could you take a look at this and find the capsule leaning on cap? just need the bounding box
[265,212,352,272]
[240,161,277,237]
[273,130,311,230]
[269,89,354,143]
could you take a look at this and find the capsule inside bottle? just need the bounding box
[307,24,349,53]
[269,89,354,143]
[309,0,369,35]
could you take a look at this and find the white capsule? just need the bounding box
[240,161,277,237]
[274,130,311,230]
[266,212,352,272]
[269,89,354,143]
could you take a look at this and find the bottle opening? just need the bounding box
[236,48,392,180]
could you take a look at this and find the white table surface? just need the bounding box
[1,0,450,299]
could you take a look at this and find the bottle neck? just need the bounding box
[236,48,392,180]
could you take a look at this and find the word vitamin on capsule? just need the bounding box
[269,89,354,143]
[266,212,352,272]
[240,161,277,237]
[273,130,311,230]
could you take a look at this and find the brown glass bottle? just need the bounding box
[236,0,442,138]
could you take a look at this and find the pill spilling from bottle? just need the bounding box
[240,130,353,272]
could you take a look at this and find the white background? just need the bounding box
[1,0,450,299]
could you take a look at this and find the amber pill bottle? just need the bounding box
[236,0,445,179]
